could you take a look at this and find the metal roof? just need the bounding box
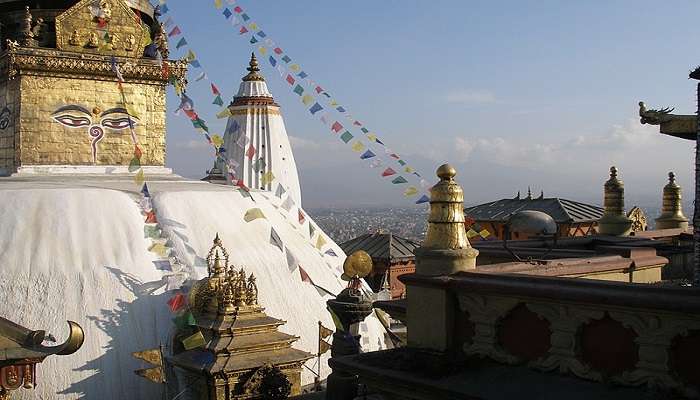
[340,232,419,261]
[464,197,603,224]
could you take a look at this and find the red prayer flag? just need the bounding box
[167,293,186,312]
[246,144,256,160]
[183,109,198,121]
[234,6,243,13]
[274,47,283,54]
[134,146,142,160]
[382,168,396,177]
[390,153,400,159]
[298,210,306,224]
[239,26,248,34]
[236,179,250,192]
[211,83,220,96]
[315,86,323,94]
[145,210,158,223]
[167,26,181,37]
[285,74,295,85]
[299,266,311,283]
[353,120,362,126]
[331,121,343,133]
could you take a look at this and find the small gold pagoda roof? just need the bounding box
[242,52,265,82]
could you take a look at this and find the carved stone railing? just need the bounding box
[400,272,700,397]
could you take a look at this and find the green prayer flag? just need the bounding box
[340,131,353,143]
[172,312,196,328]
[144,225,161,239]
[192,118,209,132]
[212,95,224,106]
[398,160,407,166]
[182,331,206,350]
[391,176,408,184]
[128,157,141,172]
[293,85,304,96]
[360,127,369,133]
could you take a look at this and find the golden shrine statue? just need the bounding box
[0,0,187,175]
[165,235,313,400]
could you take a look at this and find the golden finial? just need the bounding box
[415,164,478,275]
[598,166,632,236]
[242,52,265,82]
[655,171,688,230]
[342,250,373,280]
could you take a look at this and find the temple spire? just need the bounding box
[242,52,264,82]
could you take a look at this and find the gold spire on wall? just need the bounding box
[655,171,689,230]
[242,52,265,82]
[598,166,632,236]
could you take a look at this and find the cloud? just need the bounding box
[289,135,321,150]
[453,136,558,168]
[445,90,497,105]
[173,139,211,149]
[570,117,657,149]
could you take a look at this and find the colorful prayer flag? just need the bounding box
[239,26,248,34]
[216,107,232,118]
[249,22,258,30]
[340,131,353,143]
[175,37,187,49]
[182,331,205,350]
[246,144,256,160]
[301,94,314,106]
[211,83,221,96]
[212,95,224,106]
[324,249,338,257]
[404,186,418,197]
[391,176,408,184]
[134,169,145,186]
[145,210,158,223]
[286,75,295,85]
[190,60,201,68]
[172,312,196,329]
[415,194,430,204]
[149,242,169,258]
[128,157,141,172]
[309,224,316,238]
[270,228,283,252]
[315,86,324,94]
[360,150,376,159]
[258,46,267,55]
[289,64,301,72]
[309,103,323,115]
[281,55,291,63]
[336,106,346,112]
[257,31,267,38]
[275,184,286,198]
[261,171,275,186]
[360,127,369,133]
[298,71,308,79]
[351,141,365,152]
[222,7,232,18]
[214,0,223,9]
[241,13,250,21]
[331,122,343,133]
[244,208,266,222]
[316,235,327,250]
[268,55,277,67]
[274,47,283,54]
[381,168,396,177]
[293,85,304,95]
[234,6,243,13]
[281,196,294,212]
[195,72,207,81]
[167,293,186,312]
[328,307,344,332]
[299,266,312,283]
[298,210,306,224]
[211,134,224,148]
[167,26,181,37]
[144,225,160,239]
[285,246,299,271]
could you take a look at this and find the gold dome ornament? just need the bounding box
[341,250,372,281]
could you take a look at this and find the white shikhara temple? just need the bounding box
[220,53,302,206]
[0,53,386,399]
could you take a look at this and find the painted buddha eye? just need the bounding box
[52,114,91,128]
[101,117,137,130]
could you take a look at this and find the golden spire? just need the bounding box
[655,171,689,230]
[242,52,265,82]
[415,164,478,275]
[598,166,632,236]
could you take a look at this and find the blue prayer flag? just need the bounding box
[268,56,277,67]
[336,106,346,112]
[257,31,267,38]
[415,194,430,204]
[190,60,201,68]
[223,8,232,18]
[281,55,291,63]
[241,13,250,21]
[141,183,150,197]
[250,36,258,44]
[161,4,169,13]
[297,71,308,79]
[376,138,384,145]
[360,150,376,159]
[309,103,323,115]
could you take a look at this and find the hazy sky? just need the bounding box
[163,1,700,208]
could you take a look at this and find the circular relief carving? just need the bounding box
[669,330,700,386]
[498,303,551,361]
[579,314,638,376]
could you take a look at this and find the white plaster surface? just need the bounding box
[0,175,385,399]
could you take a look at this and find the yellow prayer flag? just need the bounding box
[319,339,331,355]
[404,166,415,173]
[319,323,333,339]
[290,64,301,72]
[185,49,196,62]
[466,229,479,239]
[132,348,162,366]
[479,229,491,238]
[249,22,259,31]
[258,46,267,55]
[261,171,275,186]
[134,169,145,186]
[404,186,418,197]
[315,235,327,250]
[182,331,206,350]
[330,100,338,106]
[214,0,223,9]
[244,208,266,222]
[351,141,365,152]
[367,134,377,142]
[301,94,314,106]
[135,367,164,384]
[211,134,224,148]
[149,242,169,258]
[216,108,232,119]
